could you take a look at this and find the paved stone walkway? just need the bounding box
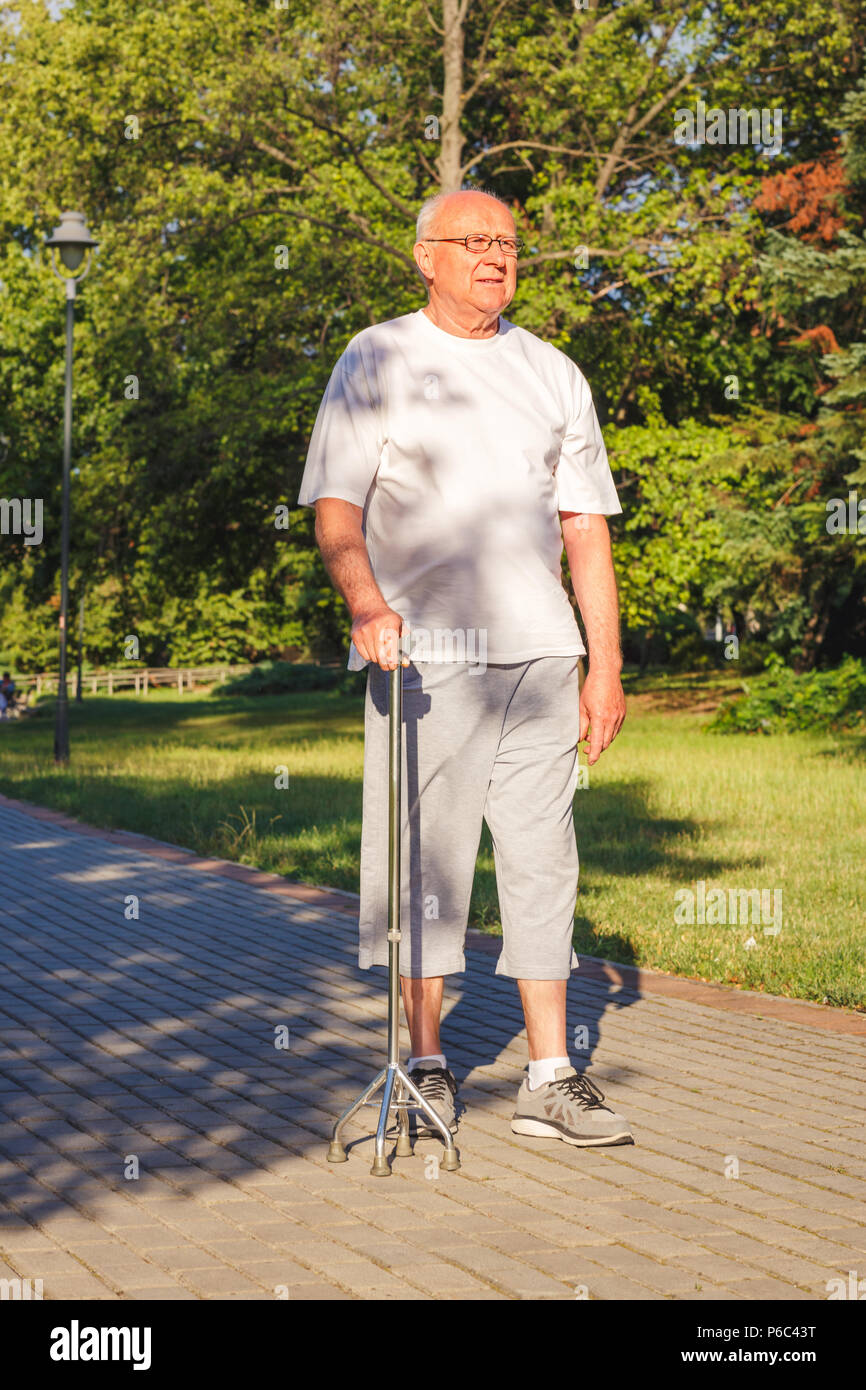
[1,796,864,1301]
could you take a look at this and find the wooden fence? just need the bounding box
[18,664,255,697]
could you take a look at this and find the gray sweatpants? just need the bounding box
[358,657,581,979]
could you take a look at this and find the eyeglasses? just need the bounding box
[423,234,524,256]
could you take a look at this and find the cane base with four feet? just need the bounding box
[327,1061,460,1176]
[325,660,460,1177]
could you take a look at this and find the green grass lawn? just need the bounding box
[1,679,863,1011]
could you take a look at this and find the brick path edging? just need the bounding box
[1,789,863,1037]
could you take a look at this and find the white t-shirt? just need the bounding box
[298,308,621,668]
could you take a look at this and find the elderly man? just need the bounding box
[298,188,632,1148]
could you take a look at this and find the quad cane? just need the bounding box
[327,655,460,1176]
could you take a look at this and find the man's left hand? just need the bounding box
[579,667,626,765]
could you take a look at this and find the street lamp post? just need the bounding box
[44,211,98,765]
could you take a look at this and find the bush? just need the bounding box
[708,656,866,734]
[218,661,365,697]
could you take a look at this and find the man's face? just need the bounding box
[415,193,518,318]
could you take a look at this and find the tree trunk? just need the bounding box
[797,600,831,672]
[438,0,465,190]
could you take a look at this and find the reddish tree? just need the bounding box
[754,151,847,245]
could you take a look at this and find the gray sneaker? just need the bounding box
[511,1066,633,1147]
[407,1064,458,1138]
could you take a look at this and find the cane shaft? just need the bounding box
[328,654,459,1173]
[387,661,402,1067]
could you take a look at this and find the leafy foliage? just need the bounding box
[0,1,863,674]
[709,655,866,733]
[220,660,364,697]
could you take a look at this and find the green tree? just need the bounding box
[0,0,861,668]
[704,75,866,669]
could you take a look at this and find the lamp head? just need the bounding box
[45,211,98,279]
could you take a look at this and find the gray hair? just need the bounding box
[415,186,513,243]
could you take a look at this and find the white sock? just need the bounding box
[408,1053,446,1071]
[528,1056,571,1090]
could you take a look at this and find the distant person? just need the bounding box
[0,672,14,719]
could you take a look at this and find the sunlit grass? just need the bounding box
[1,683,863,1010]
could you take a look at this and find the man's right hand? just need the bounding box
[351,606,409,670]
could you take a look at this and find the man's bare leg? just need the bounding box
[400,975,444,1057]
[517,978,567,1059]
[401,976,566,1059]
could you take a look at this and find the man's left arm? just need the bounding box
[561,511,626,765]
